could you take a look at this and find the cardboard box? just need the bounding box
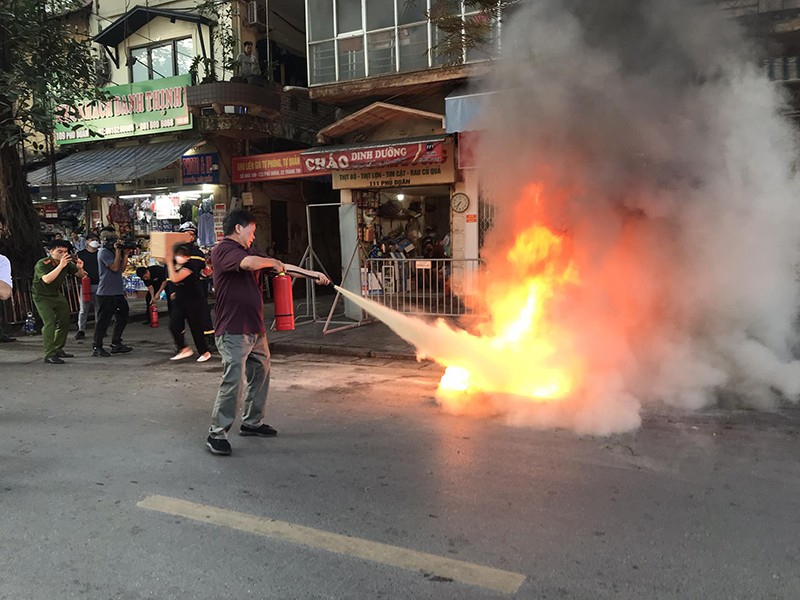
[149,231,192,261]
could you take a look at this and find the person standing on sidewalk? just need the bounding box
[166,242,211,363]
[32,240,86,364]
[178,221,216,351]
[92,230,133,357]
[75,232,100,340]
[205,208,330,456]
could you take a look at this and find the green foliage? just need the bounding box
[408,0,519,65]
[195,0,240,82]
[0,0,102,150]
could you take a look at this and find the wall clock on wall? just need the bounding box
[451,192,470,213]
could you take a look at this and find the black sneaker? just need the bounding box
[56,350,74,358]
[206,436,232,455]
[92,346,110,357]
[44,355,65,364]
[110,343,132,354]
[74,331,85,340]
[239,423,278,437]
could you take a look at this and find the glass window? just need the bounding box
[367,0,394,30]
[336,0,362,34]
[399,0,427,25]
[309,40,336,84]
[176,38,194,75]
[398,23,429,71]
[367,30,395,75]
[150,43,174,79]
[337,35,365,80]
[131,47,149,82]
[308,0,334,41]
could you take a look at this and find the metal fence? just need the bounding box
[360,257,484,317]
[0,277,81,325]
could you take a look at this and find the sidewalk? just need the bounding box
[2,290,422,362]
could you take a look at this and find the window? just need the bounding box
[129,37,194,82]
[305,0,500,84]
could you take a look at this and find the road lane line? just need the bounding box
[137,494,526,594]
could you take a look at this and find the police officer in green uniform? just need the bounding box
[32,239,86,364]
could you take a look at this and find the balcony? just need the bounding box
[186,79,338,143]
[186,80,282,119]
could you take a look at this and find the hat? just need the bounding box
[100,230,117,241]
[178,222,197,233]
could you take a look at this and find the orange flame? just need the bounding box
[438,184,583,408]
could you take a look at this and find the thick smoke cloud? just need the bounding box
[466,0,800,431]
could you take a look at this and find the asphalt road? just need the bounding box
[1,338,799,599]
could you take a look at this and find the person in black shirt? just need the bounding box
[166,243,211,362]
[136,265,171,323]
[75,232,101,340]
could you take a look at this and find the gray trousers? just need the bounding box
[77,284,99,332]
[209,333,270,438]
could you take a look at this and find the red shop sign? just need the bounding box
[301,139,444,172]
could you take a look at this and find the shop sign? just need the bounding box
[466,214,478,223]
[213,203,227,241]
[232,139,449,183]
[331,143,455,190]
[39,204,59,219]
[54,75,193,145]
[182,152,220,184]
[302,139,445,172]
[233,150,311,183]
[154,194,181,220]
[117,165,181,191]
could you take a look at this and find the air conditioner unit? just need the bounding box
[246,1,266,26]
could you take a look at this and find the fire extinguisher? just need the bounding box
[81,275,92,303]
[149,303,159,328]
[272,272,294,331]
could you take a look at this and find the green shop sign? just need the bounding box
[55,75,193,145]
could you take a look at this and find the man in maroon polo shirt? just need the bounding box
[206,208,330,455]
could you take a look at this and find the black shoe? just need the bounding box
[206,436,232,455]
[110,343,132,354]
[92,346,110,357]
[55,350,74,358]
[0,334,16,343]
[239,424,278,437]
[74,331,85,340]
[44,355,65,364]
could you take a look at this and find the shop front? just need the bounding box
[233,135,480,319]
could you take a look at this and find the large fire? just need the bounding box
[437,184,584,410]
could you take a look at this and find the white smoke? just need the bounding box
[469,0,800,431]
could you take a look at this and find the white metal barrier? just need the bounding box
[360,257,483,317]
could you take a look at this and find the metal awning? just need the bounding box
[445,90,500,133]
[316,102,445,143]
[28,139,200,187]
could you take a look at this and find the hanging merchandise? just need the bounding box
[197,200,216,246]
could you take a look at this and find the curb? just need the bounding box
[269,341,420,362]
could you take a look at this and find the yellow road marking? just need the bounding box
[137,494,526,594]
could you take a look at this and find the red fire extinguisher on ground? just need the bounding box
[272,272,294,331]
[149,303,159,328]
[81,275,92,302]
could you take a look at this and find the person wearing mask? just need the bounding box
[178,221,215,350]
[136,264,171,322]
[75,232,101,340]
[92,230,133,357]
[166,242,211,362]
[32,240,86,364]
[205,208,330,456]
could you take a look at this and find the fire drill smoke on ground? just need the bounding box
[343,0,800,434]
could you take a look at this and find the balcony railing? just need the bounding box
[186,80,282,118]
